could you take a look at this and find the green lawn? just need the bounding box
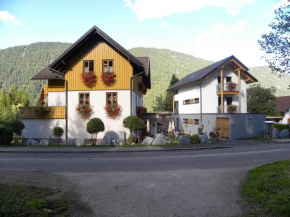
[242,161,290,217]
[0,183,71,217]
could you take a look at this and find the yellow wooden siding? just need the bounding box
[21,106,65,119]
[65,41,133,91]
[48,80,65,92]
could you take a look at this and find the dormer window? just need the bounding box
[84,60,94,73]
[103,60,114,73]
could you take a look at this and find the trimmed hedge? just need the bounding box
[274,124,289,132]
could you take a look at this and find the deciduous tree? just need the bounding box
[247,84,279,116]
[259,1,290,79]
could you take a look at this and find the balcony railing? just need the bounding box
[217,82,239,92]
[217,105,239,113]
[20,106,66,119]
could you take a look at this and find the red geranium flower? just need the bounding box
[101,72,116,87]
[104,104,121,119]
[81,72,97,88]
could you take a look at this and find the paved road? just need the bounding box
[1,143,290,217]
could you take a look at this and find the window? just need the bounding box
[217,76,221,83]
[194,119,199,125]
[174,90,179,95]
[103,60,114,73]
[227,97,232,105]
[183,118,188,124]
[183,98,199,105]
[79,93,90,105]
[226,77,232,82]
[106,92,117,105]
[84,60,94,73]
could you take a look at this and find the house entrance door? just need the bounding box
[216,117,229,139]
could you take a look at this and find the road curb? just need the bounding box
[0,146,231,153]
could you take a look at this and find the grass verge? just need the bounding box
[0,183,71,217]
[242,161,290,217]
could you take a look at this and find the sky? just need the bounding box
[0,0,287,67]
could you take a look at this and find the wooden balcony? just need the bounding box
[216,83,239,95]
[20,106,66,119]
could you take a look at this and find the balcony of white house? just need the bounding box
[217,105,239,114]
[216,82,239,94]
[20,106,66,119]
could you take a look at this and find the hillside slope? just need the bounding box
[0,42,71,105]
[0,43,289,110]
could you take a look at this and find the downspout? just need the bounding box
[130,71,144,116]
[195,82,203,126]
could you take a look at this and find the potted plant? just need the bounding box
[81,71,97,88]
[227,105,237,113]
[101,72,116,86]
[136,106,147,118]
[227,82,237,91]
[104,104,121,119]
[76,103,93,120]
[35,106,50,116]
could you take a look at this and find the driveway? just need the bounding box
[0,143,290,217]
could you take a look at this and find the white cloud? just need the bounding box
[161,22,167,28]
[187,21,266,67]
[0,11,21,26]
[124,0,254,20]
[263,0,289,17]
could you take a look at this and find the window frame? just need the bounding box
[102,59,114,73]
[79,92,90,105]
[83,60,94,73]
[106,92,118,106]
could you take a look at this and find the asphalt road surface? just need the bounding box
[1,143,290,217]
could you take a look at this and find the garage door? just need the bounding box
[216,118,230,139]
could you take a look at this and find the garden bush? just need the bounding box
[3,128,13,145]
[123,116,146,133]
[86,118,105,145]
[53,127,64,145]
[190,134,200,144]
[274,123,289,132]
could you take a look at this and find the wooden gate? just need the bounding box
[216,118,230,139]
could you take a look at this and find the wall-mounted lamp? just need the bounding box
[248,115,251,120]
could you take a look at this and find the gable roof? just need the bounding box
[167,55,257,91]
[32,25,150,87]
[276,96,290,112]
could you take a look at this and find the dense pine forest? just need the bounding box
[0,43,289,111]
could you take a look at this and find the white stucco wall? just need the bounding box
[281,109,290,124]
[132,91,143,116]
[22,119,66,139]
[67,90,132,139]
[174,65,248,114]
[48,92,66,106]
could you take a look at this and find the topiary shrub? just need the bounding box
[53,127,64,145]
[123,116,146,133]
[190,134,200,144]
[86,118,105,145]
[11,120,25,144]
[3,128,13,145]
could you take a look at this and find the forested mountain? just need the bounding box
[0,43,289,110]
[0,42,71,105]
